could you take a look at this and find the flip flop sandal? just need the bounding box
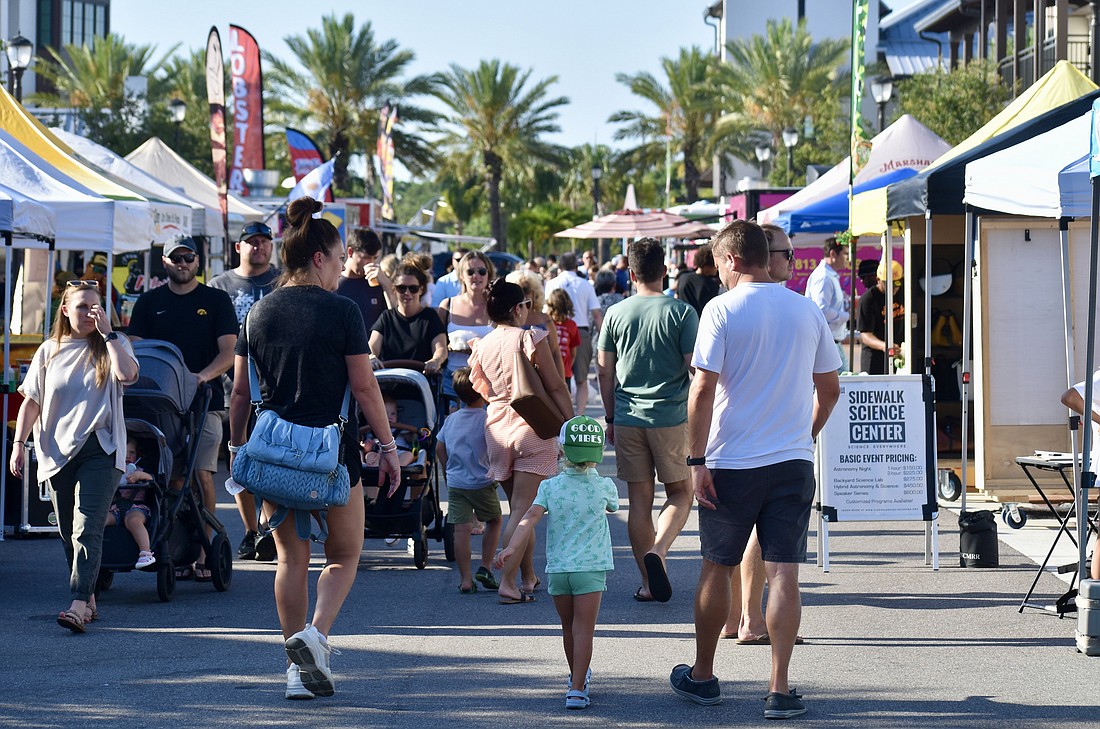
[57,609,86,633]
[644,553,672,603]
[735,634,770,645]
[474,567,500,591]
[194,563,213,583]
[175,565,195,581]
[84,606,99,623]
[498,592,536,605]
[633,587,655,602]
[459,583,478,594]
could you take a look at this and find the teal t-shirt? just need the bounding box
[533,468,618,573]
[597,294,698,428]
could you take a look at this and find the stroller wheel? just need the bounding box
[442,519,456,563]
[413,524,428,570]
[95,568,114,597]
[209,534,233,592]
[157,559,175,602]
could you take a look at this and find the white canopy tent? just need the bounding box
[0,186,55,242]
[757,114,951,225]
[52,128,201,241]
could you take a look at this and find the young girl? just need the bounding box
[546,288,580,397]
[105,436,156,568]
[494,415,617,710]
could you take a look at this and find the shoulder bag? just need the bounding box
[230,315,352,541]
[510,329,565,440]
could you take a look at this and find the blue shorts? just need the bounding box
[698,460,815,566]
[547,570,607,596]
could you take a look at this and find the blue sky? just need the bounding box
[112,0,912,152]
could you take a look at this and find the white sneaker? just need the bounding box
[135,551,156,569]
[285,625,335,697]
[285,665,314,700]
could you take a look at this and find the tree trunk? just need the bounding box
[683,148,700,204]
[330,132,351,193]
[485,151,506,251]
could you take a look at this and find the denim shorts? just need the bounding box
[547,570,607,596]
[698,460,815,566]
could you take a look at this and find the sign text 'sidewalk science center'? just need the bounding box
[847,389,907,444]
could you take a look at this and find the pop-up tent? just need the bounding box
[774,167,919,235]
[757,114,950,225]
[126,137,265,237]
[51,128,201,242]
[0,185,54,243]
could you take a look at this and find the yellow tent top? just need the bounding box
[0,84,145,202]
[850,60,1098,235]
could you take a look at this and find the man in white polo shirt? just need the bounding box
[546,251,602,415]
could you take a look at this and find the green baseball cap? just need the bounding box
[559,415,605,464]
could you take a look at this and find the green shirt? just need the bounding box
[597,294,698,428]
[533,468,618,573]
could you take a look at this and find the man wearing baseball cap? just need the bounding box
[856,259,905,375]
[127,235,239,581]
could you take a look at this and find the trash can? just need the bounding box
[958,510,999,567]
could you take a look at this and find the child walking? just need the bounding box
[494,415,617,710]
[437,367,503,593]
[547,288,580,396]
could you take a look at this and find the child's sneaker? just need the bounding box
[285,665,314,700]
[135,550,156,569]
[285,624,335,697]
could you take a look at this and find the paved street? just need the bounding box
[2,444,1099,728]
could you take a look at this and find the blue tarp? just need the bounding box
[775,168,919,234]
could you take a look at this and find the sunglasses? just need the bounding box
[466,268,488,276]
[65,280,99,288]
[516,299,532,308]
[394,284,421,294]
[168,253,197,264]
[770,249,794,262]
[240,222,272,239]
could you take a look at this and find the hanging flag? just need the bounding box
[377,103,398,221]
[285,127,332,201]
[205,26,229,243]
[849,0,872,180]
[287,156,335,204]
[228,24,264,197]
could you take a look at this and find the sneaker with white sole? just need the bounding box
[669,663,721,705]
[763,689,806,719]
[285,665,314,700]
[135,551,156,569]
[285,625,335,697]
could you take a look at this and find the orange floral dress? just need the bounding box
[469,325,561,479]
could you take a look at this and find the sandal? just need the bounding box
[194,563,213,583]
[84,606,99,623]
[175,564,195,581]
[57,609,86,633]
[474,566,500,591]
[459,583,478,594]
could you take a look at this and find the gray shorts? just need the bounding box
[698,460,815,566]
[193,413,223,474]
[573,327,593,383]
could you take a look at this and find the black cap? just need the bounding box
[239,221,272,241]
[857,259,878,279]
[164,235,198,257]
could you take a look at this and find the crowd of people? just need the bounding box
[12,207,965,719]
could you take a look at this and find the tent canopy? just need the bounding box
[126,137,265,236]
[757,114,950,224]
[0,185,56,241]
[775,167,918,235]
[963,111,1091,219]
[554,210,713,240]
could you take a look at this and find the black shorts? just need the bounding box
[343,433,361,488]
[698,460,815,566]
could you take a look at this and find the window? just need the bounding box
[72,2,83,46]
[36,0,52,50]
[61,0,72,45]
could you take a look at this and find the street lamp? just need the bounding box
[5,33,34,104]
[592,165,607,262]
[754,144,772,182]
[870,76,894,132]
[782,128,800,186]
[168,98,187,148]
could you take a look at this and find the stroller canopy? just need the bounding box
[127,339,198,415]
[376,368,437,428]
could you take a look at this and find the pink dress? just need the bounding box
[469,325,561,479]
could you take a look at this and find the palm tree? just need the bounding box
[714,19,850,173]
[264,13,439,192]
[511,203,590,260]
[434,59,568,251]
[609,47,722,205]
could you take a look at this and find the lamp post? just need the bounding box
[870,76,894,132]
[5,33,33,104]
[592,165,608,262]
[754,144,772,182]
[168,98,187,148]
[782,128,799,187]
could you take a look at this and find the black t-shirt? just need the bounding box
[208,268,281,325]
[371,307,445,363]
[677,271,721,317]
[236,286,370,429]
[336,276,387,332]
[857,286,906,375]
[127,284,238,410]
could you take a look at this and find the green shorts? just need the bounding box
[547,570,607,596]
[447,484,502,525]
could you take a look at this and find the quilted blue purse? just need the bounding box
[230,317,352,541]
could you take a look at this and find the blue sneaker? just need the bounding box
[763,689,806,719]
[669,664,721,705]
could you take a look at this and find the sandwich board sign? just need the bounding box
[815,374,938,570]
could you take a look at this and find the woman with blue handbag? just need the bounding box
[227,196,401,701]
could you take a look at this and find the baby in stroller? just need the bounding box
[361,393,420,469]
[105,436,156,569]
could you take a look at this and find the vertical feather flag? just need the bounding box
[377,104,398,221]
[849,0,871,181]
[285,128,332,202]
[228,24,264,197]
[205,26,229,243]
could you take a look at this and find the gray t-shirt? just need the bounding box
[208,268,280,325]
[436,405,491,489]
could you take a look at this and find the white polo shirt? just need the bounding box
[545,271,600,328]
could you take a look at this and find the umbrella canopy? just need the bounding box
[775,168,919,235]
[0,185,55,240]
[554,210,712,240]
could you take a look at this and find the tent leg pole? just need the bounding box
[0,231,11,541]
[884,230,894,375]
[1080,181,1100,586]
[960,211,975,514]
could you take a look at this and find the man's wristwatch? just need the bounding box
[104,331,119,342]
[686,456,706,466]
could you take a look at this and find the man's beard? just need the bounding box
[167,266,196,285]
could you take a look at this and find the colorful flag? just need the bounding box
[849,0,871,181]
[228,24,264,196]
[285,128,332,202]
[287,157,335,204]
[377,103,397,221]
[205,26,229,242]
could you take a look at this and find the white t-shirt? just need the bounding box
[545,272,600,328]
[692,282,841,469]
[1072,369,1100,474]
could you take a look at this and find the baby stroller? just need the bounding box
[102,340,233,601]
[361,361,449,569]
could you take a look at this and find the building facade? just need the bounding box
[2,0,111,99]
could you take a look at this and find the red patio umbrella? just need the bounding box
[553,209,713,240]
